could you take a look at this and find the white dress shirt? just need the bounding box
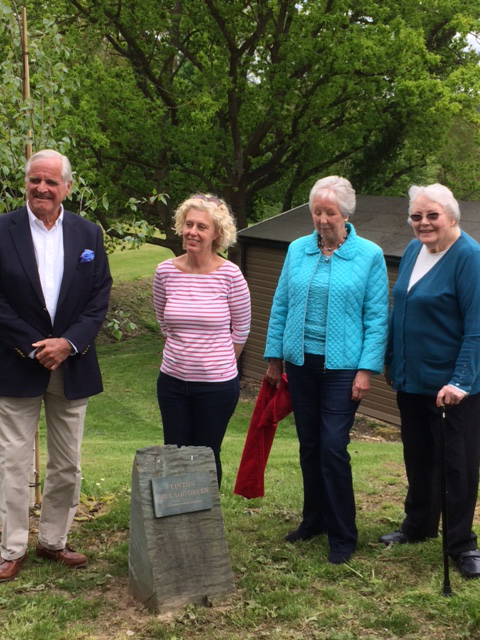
[26,203,77,356]
[27,201,64,325]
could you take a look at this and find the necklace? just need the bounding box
[318,232,348,252]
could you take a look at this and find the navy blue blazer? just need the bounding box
[0,207,112,399]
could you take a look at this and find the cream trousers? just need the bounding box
[0,367,88,560]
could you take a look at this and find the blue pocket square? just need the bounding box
[79,249,95,263]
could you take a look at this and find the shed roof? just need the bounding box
[238,195,480,259]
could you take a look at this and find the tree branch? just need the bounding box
[203,0,236,51]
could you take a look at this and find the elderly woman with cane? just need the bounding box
[153,194,251,487]
[380,184,480,580]
[264,176,389,564]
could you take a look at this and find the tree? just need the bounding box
[434,116,480,201]
[0,1,108,221]
[5,1,480,250]
[0,1,163,253]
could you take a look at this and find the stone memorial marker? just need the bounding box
[128,445,234,613]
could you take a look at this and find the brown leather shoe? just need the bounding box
[36,542,87,568]
[0,552,28,583]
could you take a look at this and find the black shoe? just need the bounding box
[454,550,480,579]
[328,549,353,564]
[285,527,320,543]
[379,530,422,545]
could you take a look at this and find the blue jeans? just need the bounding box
[157,372,240,487]
[286,355,360,555]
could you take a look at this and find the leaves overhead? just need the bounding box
[2,0,479,244]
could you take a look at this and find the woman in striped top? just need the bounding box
[153,194,251,486]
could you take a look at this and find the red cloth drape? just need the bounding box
[234,374,292,499]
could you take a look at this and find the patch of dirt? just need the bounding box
[98,278,158,345]
[91,580,152,639]
[28,496,111,532]
[239,376,262,401]
[240,377,401,442]
[351,415,401,442]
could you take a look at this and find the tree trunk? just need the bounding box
[227,185,248,231]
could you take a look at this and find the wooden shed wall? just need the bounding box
[240,243,400,426]
[241,245,287,380]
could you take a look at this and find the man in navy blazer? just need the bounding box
[0,150,112,582]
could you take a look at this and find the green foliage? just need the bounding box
[0,1,83,212]
[0,1,165,253]
[2,0,479,247]
[105,309,137,341]
[7,0,478,237]
[434,116,480,200]
[0,0,112,242]
[107,192,166,250]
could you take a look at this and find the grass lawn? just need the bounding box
[108,244,173,282]
[2,336,480,640]
[3,245,480,640]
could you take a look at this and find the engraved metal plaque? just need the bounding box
[151,472,213,518]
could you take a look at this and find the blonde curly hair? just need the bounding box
[174,194,237,252]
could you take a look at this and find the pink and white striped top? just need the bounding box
[153,259,251,382]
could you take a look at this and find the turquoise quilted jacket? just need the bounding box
[264,224,389,372]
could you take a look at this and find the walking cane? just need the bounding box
[440,404,453,596]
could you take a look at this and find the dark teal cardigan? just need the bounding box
[387,231,480,396]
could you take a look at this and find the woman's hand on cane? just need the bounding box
[436,385,467,407]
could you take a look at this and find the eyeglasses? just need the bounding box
[192,193,222,206]
[409,212,442,223]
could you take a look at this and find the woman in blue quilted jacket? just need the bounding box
[264,175,389,564]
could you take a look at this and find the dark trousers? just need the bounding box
[286,355,360,554]
[397,391,480,557]
[157,372,240,487]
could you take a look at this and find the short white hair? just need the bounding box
[309,175,356,219]
[408,183,460,224]
[25,149,72,184]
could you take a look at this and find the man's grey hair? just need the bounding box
[25,149,72,184]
